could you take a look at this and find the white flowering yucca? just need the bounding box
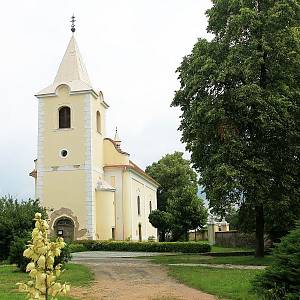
[17,212,70,300]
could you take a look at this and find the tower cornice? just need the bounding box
[35,88,99,99]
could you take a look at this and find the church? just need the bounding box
[29,24,158,242]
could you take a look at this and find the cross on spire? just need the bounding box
[71,14,76,33]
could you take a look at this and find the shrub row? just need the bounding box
[71,240,211,253]
[68,243,88,253]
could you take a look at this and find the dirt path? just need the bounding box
[70,252,216,300]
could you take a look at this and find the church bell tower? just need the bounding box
[32,18,109,239]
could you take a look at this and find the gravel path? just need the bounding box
[71,251,216,300]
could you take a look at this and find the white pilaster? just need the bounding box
[84,94,95,239]
[36,99,45,204]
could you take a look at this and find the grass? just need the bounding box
[0,263,94,300]
[187,240,253,253]
[145,251,271,300]
[211,245,252,253]
[60,263,94,286]
[148,254,273,266]
[169,266,262,300]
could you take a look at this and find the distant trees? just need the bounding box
[172,0,300,256]
[0,196,47,260]
[146,152,207,241]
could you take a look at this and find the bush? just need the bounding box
[72,240,211,253]
[54,243,72,267]
[8,234,31,272]
[9,234,72,272]
[148,235,156,242]
[68,243,88,253]
[252,223,300,299]
[0,197,47,260]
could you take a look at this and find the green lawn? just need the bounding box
[146,253,270,300]
[0,263,94,300]
[211,245,253,253]
[149,254,273,266]
[169,266,262,300]
[187,240,252,253]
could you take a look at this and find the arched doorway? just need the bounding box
[54,217,75,241]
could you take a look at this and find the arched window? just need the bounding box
[149,201,152,213]
[59,106,71,128]
[96,111,101,133]
[137,196,141,215]
[56,218,73,226]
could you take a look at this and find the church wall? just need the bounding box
[130,176,144,241]
[104,168,124,240]
[103,140,130,165]
[95,190,115,240]
[129,172,158,241]
[143,184,158,239]
[41,86,86,167]
[42,170,87,233]
[91,95,106,173]
[123,171,132,240]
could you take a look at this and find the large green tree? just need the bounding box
[146,152,207,241]
[172,1,300,256]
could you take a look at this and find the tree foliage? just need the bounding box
[146,152,207,241]
[148,210,173,241]
[0,196,47,260]
[8,233,31,272]
[172,0,300,256]
[252,223,300,299]
[222,206,239,230]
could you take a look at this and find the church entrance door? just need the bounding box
[54,217,75,241]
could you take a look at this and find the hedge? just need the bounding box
[68,243,88,253]
[70,240,211,253]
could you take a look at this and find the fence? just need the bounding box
[188,229,208,241]
[215,230,256,248]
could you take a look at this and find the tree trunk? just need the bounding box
[160,230,166,242]
[194,229,197,241]
[255,205,264,257]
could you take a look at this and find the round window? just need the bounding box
[60,149,68,158]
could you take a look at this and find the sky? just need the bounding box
[0,0,212,200]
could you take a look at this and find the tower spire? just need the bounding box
[71,14,76,33]
[114,127,121,150]
[36,15,96,96]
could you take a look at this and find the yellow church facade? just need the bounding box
[30,33,158,242]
